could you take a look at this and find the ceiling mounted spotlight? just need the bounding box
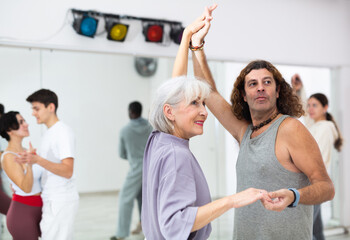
[70,9,183,46]
[107,23,129,41]
[72,10,99,38]
[105,15,129,42]
[170,25,184,45]
[79,16,98,37]
[143,23,164,43]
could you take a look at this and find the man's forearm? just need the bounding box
[192,50,217,92]
[36,156,73,179]
[299,180,335,205]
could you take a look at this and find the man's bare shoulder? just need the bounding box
[279,117,306,131]
[278,117,311,142]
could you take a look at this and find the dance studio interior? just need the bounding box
[0,0,349,239]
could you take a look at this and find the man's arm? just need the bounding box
[16,142,74,179]
[34,156,74,179]
[287,119,334,204]
[187,5,248,142]
[191,49,248,142]
[262,118,334,211]
[118,135,127,160]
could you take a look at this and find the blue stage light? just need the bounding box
[80,16,98,37]
[72,11,99,38]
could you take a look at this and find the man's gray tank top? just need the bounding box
[233,115,313,240]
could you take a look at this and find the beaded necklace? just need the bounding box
[251,112,279,131]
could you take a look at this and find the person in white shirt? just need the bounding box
[292,74,343,240]
[17,89,79,240]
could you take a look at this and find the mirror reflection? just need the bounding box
[0,46,342,240]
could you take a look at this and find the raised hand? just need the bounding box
[172,4,217,77]
[291,74,303,91]
[28,141,37,155]
[191,4,217,46]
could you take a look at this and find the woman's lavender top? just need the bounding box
[142,130,212,240]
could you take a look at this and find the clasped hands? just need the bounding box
[15,142,39,165]
[238,188,295,212]
[257,188,296,212]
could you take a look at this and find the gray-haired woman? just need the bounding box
[141,6,269,240]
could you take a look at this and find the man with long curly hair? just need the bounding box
[185,19,335,238]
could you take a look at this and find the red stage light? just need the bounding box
[143,24,163,43]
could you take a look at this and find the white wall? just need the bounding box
[0,47,43,147]
[0,0,349,67]
[336,66,350,226]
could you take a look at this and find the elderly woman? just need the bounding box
[141,6,268,239]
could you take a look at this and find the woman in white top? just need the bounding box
[0,111,43,240]
[292,74,343,240]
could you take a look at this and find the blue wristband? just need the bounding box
[288,188,300,208]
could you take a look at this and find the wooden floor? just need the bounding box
[1,191,349,240]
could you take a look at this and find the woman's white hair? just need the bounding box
[149,76,211,134]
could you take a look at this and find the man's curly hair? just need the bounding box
[230,60,304,123]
